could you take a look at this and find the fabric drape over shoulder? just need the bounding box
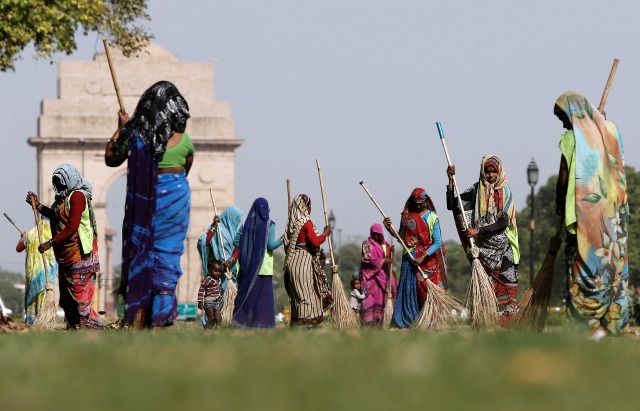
[555,91,629,334]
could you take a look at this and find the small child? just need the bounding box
[198,258,223,329]
[350,277,366,313]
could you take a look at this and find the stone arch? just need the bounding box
[28,43,243,314]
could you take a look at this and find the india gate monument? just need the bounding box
[28,43,243,315]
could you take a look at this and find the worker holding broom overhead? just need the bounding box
[446,155,520,326]
[553,91,629,339]
[105,81,193,329]
[383,188,447,328]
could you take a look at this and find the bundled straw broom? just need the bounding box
[209,189,238,326]
[513,219,563,331]
[380,237,395,329]
[316,159,360,328]
[359,181,464,329]
[30,198,58,330]
[436,122,499,329]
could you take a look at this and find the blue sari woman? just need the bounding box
[232,198,282,328]
[197,206,244,295]
[105,81,193,328]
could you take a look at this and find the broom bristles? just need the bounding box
[32,289,57,330]
[467,257,499,329]
[331,273,360,329]
[513,251,557,331]
[381,298,394,329]
[220,281,237,326]
[413,280,465,330]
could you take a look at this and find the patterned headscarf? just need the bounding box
[474,155,516,228]
[284,195,312,266]
[120,81,190,159]
[52,163,92,199]
[400,188,436,245]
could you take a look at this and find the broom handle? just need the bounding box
[208,189,233,280]
[598,58,619,114]
[316,159,337,271]
[286,179,291,216]
[3,213,24,235]
[436,122,477,249]
[359,181,429,279]
[29,198,51,290]
[102,39,127,114]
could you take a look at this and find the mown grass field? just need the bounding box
[1,320,638,411]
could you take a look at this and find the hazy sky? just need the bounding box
[1,1,639,272]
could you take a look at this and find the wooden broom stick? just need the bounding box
[286,179,291,216]
[317,159,360,328]
[103,38,127,114]
[598,58,619,114]
[3,213,24,235]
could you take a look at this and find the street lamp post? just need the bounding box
[527,158,539,284]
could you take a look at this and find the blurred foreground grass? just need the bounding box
[1,321,639,411]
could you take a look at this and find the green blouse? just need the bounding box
[158,133,195,168]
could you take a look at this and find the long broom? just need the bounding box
[103,38,127,115]
[513,219,564,331]
[209,189,237,326]
[380,235,395,329]
[30,198,58,330]
[4,213,24,235]
[436,122,499,329]
[359,181,464,329]
[316,159,360,328]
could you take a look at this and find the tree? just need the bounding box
[0,0,152,71]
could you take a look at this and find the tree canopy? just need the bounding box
[0,0,152,71]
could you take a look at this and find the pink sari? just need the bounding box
[359,224,397,326]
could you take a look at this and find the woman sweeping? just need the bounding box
[16,220,58,325]
[283,194,332,327]
[105,80,193,328]
[26,164,103,329]
[553,91,629,338]
[231,198,283,328]
[446,155,520,325]
[383,188,447,328]
[359,223,397,326]
[197,207,244,296]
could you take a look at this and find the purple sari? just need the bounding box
[359,223,397,326]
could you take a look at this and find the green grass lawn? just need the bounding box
[1,321,638,411]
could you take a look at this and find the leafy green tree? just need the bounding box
[0,0,152,71]
[443,240,471,296]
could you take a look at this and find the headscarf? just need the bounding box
[212,206,244,261]
[400,188,437,246]
[367,223,386,255]
[120,81,190,159]
[235,198,271,310]
[474,155,516,228]
[284,195,312,266]
[52,164,92,199]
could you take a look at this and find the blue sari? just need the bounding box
[232,198,281,328]
[122,133,190,327]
